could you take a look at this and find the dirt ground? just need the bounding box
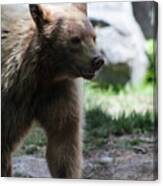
[83,134,157,180]
[13,133,157,180]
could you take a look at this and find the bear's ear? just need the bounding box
[72,3,87,15]
[29,4,49,31]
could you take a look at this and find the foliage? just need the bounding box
[144,39,157,84]
[23,126,47,147]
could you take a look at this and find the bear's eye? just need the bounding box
[71,36,81,45]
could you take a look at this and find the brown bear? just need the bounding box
[1,4,104,178]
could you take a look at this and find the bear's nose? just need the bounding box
[92,56,105,71]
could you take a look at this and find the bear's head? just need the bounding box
[29,4,105,81]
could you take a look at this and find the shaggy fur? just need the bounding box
[1,4,104,178]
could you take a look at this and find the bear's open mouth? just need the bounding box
[72,60,104,80]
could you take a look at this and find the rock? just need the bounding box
[94,156,113,165]
[133,146,147,154]
[139,136,155,143]
[88,2,149,86]
[13,156,50,178]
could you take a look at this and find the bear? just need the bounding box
[1,4,104,178]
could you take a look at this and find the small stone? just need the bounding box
[133,146,147,154]
[94,156,113,164]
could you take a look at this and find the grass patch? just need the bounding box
[129,139,142,146]
[24,126,47,147]
[84,81,154,117]
[84,107,155,152]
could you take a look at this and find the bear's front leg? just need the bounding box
[45,116,82,178]
[36,79,83,178]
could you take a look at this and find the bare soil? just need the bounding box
[13,133,157,180]
[83,134,157,180]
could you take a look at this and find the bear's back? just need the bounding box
[1,5,34,64]
[1,5,35,92]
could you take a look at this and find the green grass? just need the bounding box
[84,107,155,152]
[84,80,153,97]
[83,80,155,152]
[24,126,47,147]
[84,81,154,116]
[145,39,157,84]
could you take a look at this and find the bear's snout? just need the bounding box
[91,55,105,71]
